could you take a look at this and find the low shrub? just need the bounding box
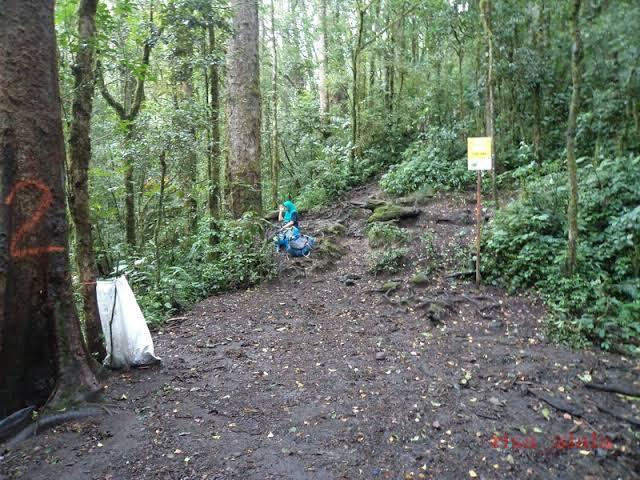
[368,248,409,274]
[367,222,410,248]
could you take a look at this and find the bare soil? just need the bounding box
[1,184,639,480]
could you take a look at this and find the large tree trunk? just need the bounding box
[0,0,100,417]
[270,0,280,209]
[227,0,262,218]
[566,0,582,276]
[67,0,106,361]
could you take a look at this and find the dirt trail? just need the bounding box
[2,184,639,480]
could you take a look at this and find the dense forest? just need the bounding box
[1,0,639,476]
[54,0,638,345]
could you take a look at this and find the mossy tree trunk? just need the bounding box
[67,0,106,361]
[531,0,547,164]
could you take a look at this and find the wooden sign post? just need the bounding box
[467,137,493,286]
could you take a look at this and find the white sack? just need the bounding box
[96,275,161,368]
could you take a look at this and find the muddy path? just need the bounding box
[2,184,639,480]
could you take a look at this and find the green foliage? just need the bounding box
[367,223,410,248]
[368,248,410,275]
[106,216,274,326]
[54,0,640,352]
[483,155,640,354]
[380,127,474,195]
[420,229,440,272]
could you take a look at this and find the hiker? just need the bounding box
[274,200,316,256]
[278,200,299,230]
[275,200,298,252]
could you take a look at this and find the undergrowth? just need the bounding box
[99,215,274,326]
[380,126,474,195]
[367,223,411,248]
[482,155,640,354]
[369,248,410,275]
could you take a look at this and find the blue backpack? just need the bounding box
[286,234,316,257]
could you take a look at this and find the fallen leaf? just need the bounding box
[578,372,592,383]
[541,407,551,421]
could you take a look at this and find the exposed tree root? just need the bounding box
[3,406,109,448]
[444,270,475,279]
[528,389,584,417]
[594,401,640,428]
[0,406,35,443]
[586,381,640,398]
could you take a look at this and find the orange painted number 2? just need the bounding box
[4,180,65,257]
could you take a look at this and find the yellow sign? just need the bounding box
[467,137,493,170]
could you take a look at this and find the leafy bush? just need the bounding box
[380,127,474,195]
[483,155,640,354]
[367,222,410,248]
[107,215,274,326]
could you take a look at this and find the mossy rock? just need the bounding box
[317,239,345,259]
[365,198,389,210]
[410,271,430,286]
[397,186,435,206]
[367,204,420,223]
[380,280,400,291]
[322,222,347,236]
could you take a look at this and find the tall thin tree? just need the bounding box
[270,0,280,209]
[207,23,222,226]
[318,0,330,127]
[566,0,583,275]
[68,0,106,361]
[480,0,498,206]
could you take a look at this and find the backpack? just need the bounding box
[286,234,316,257]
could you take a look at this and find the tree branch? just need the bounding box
[360,1,421,52]
[96,60,127,120]
[128,40,153,121]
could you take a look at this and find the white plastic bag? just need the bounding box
[96,275,161,368]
